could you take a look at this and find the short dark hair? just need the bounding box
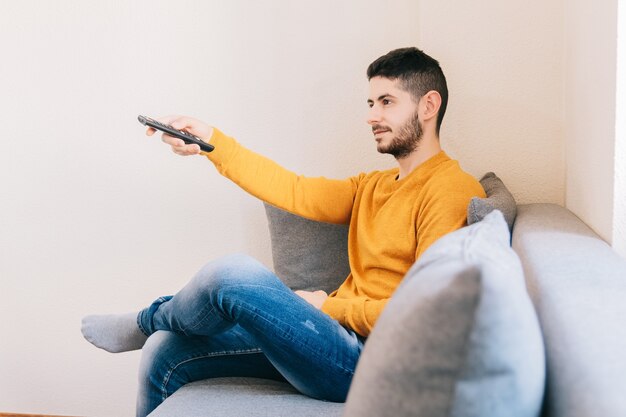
[367,47,448,135]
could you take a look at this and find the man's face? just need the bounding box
[367,76,422,159]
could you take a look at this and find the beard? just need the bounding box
[375,110,423,159]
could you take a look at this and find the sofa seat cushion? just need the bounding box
[148,377,344,417]
[512,204,626,417]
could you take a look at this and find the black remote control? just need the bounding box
[138,115,215,153]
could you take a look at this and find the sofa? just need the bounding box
[148,175,626,417]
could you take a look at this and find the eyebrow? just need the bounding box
[367,94,396,104]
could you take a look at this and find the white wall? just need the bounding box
[0,1,571,416]
[564,0,619,243]
[614,0,626,258]
[418,0,565,205]
[0,1,422,415]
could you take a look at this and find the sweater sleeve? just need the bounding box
[204,129,360,224]
[321,295,389,337]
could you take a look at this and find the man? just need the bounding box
[81,47,485,417]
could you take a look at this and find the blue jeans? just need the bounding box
[136,254,365,417]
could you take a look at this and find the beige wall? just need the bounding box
[418,0,566,205]
[614,0,626,258]
[564,0,618,243]
[0,0,598,415]
[1,1,422,415]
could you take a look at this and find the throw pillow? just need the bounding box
[468,172,517,231]
[343,210,545,417]
[263,203,350,293]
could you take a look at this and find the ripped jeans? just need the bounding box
[136,254,366,417]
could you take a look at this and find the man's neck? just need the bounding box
[396,134,442,180]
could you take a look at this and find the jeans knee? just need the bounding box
[215,253,261,275]
[217,253,265,273]
[193,253,270,292]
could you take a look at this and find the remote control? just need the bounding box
[138,115,215,153]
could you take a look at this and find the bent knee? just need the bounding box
[194,253,272,289]
[215,253,266,273]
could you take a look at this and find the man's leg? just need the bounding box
[136,326,286,417]
[137,253,365,402]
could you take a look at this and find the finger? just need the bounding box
[168,116,198,131]
[170,142,201,156]
[161,134,185,147]
[145,127,156,136]
[294,290,308,299]
[177,144,201,155]
[165,137,188,155]
[169,116,210,140]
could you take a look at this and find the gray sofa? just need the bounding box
[148,199,626,417]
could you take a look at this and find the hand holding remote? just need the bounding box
[143,115,214,156]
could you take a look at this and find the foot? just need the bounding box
[81,311,148,353]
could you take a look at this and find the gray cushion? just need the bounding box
[343,210,545,417]
[512,204,626,417]
[468,172,517,231]
[147,377,344,417]
[264,203,350,293]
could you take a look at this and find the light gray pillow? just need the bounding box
[264,203,350,293]
[468,172,517,231]
[343,210,545,417]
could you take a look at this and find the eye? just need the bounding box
[382,99,391,105]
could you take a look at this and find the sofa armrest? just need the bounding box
[512,204,626,417]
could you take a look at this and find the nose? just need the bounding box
[367,105,382,126]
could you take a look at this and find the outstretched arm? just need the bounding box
[146,115,359,224]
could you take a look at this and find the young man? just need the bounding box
[81,47,485,416]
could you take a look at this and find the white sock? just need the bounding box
[81,311,148,353]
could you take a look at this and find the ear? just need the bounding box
[420,90,442,123]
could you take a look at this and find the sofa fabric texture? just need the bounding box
[467,172,517,231]
[513,204,626,417]
[264,202,350,293]
[148,377,343,417]
[343,210,545,417]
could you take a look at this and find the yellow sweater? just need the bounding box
[205,129,485,337]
